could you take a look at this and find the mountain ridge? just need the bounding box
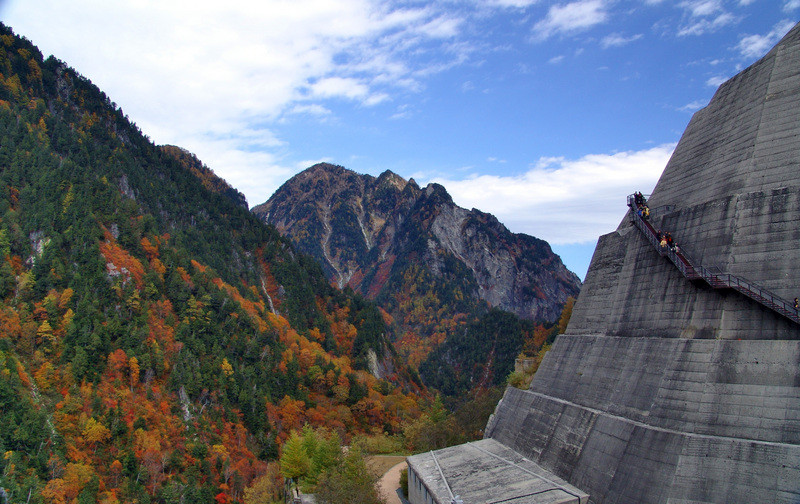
[253,162,581,324]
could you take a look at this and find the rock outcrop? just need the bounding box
[253,163,580,323]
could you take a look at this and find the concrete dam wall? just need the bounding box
[407,21,800,504]
[485,337,800,503]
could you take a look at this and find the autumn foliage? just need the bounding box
[0,23,427,504]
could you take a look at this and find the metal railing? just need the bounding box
[627,194,800,326]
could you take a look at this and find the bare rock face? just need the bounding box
[252,163,580,323]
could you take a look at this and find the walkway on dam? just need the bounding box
[628,194,800,326]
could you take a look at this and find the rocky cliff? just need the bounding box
[253,163,581,324]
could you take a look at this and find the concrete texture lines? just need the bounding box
[406,439,588,504]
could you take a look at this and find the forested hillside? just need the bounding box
[0,24,430,503]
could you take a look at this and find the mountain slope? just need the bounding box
[253,163,580,323]
[0,24,425,503]
[252,164,580,394]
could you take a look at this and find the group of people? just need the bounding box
[657,230,678,253]
[633,191,650,220]
[632,191,678,253]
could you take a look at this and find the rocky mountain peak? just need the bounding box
[376,169,408,191]
[253,164,580,323]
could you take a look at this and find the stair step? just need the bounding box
[628,196,799,327]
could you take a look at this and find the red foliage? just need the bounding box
[367,255,395,298]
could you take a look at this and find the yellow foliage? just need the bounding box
[212,443,229,459]
[83,417,111,445]
[221,358,234,377]
[129,356,139,388]
[34,361,55,390]
[63,462,95,498]
[59,288,75,309]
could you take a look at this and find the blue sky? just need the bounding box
[2,1,797,279]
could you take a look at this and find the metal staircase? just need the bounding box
[627,194,800,326]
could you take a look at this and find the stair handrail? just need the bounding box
[627,193,799,325]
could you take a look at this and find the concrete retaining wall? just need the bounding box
[486,341,800,503]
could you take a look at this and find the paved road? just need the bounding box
[378,460,407,504]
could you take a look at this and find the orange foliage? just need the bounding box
[211,277,269,333]
[147,299,180,357]
[0,306,22,340]
[58,288,74,309]
[176,266,193,285]
[140,237,159,260]
[16,361,30,387]
[99,229,144,289]
[272,396,306,439]
[107,349,128,381]
[367,255,395,298]
[190,259,207,273]
[128,357,140,389]
[308,327,324,343]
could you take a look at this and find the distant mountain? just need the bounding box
[253,164,580,394]
[253,163,581,324]
[0,23,427,502]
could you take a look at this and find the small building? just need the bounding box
[407,439,588,504]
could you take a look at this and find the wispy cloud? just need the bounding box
[484,0,540,7]
[430,144,675,244]
[736,19,796,59]
[679,100,707,112]
[601,32,643,48]
[289,104,332,116]
[532,0,608,41]
[706,75,728,87]
[676,0,738,36]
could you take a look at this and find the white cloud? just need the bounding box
[705,75,728,87]
[430,144,676,244]
[532,0,608,41]
[484,0,540,7]
[736,19,796,59]
[785,0,800,11]
[679,100,707,112]
[289,104,332,116]
[3,0,487,205]
[676,0,738,36]
[681,0,722,17]
[418,15,463,38]
[677,13,736,36]
[601,32,643,48]
[307,77,370,100]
